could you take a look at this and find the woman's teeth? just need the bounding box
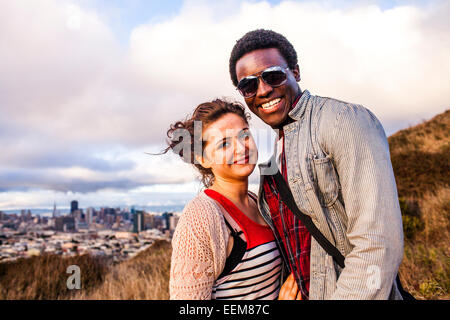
[261,98,281,110]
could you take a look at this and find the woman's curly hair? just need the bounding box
[161,99,250,188]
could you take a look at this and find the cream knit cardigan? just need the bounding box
[169,191,230,300]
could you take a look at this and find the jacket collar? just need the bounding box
[288,89,311,121]
[258,89,312,175]
[258,154,278,176]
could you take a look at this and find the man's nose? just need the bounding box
[256,77,273,97]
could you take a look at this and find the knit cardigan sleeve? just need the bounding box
[169,193,229,300]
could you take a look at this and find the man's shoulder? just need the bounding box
[312,93,365,117]
[309,93,375,130]
[306,92,385,151]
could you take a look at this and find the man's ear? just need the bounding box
[292,64,301,82]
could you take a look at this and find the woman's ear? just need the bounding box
[195,153,212,169]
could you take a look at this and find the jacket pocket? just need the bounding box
[312,155,340,207]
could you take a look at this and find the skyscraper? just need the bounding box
[70,200,78,214]
[52,202,58,218]
[55,216,76,232]
[86,207,94,226]
[133,210,144,234]
[162,212,173,231]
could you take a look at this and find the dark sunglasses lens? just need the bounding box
[262,70,287,86]
[238,78,258,97]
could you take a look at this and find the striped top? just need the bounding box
[205,189,282,300]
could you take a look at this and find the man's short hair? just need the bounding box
[229,29,298,87]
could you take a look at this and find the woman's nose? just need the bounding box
[234,138,247,156]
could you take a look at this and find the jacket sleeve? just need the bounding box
[169,197,228,300]
[321,104,404,299]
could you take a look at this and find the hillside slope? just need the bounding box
[73,240,171,300]
[389,110,449,299]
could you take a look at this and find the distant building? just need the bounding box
[70,200,78,214]
[153,215,164,231]
[133,210,144,233]
[162,212,173,231]
[100,208,116,227]
[169,215,179,231]
[104,207,116,216]
[52,202,58,218]
[144,213,155,230]
[72,209,82,222]
[55,216,76,232]
[86,207,94,226]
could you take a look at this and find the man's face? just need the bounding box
[235,48,300,129]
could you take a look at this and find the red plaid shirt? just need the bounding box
[262,130,312,299]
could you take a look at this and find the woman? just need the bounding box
[163,99,299,300]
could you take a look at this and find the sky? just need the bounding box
[0,0,449,210]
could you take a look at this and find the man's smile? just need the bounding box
[259,97,283,114]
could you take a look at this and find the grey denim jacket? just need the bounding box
[257,90,405,300]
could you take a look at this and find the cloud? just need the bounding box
[0,0,449,204]
[0,155,196,193]
[0,186,197,210]
[127,0,450,130]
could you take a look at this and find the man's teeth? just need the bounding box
[261,98,281,109]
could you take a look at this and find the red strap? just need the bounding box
[204,189,274,249]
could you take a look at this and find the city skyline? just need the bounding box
[1,0,449,210]
[0,201,186,215]
[0,196,180,264]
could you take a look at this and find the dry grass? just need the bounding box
[398,188,450,299]
[72,240,171,300]
[389,110,449,154]
[390,109,450,300]
[0,252,108,300]
[0,240,171,300]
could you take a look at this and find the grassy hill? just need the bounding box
[0,240,171,300]
[389,110,449,299]
[0,248,109,299]
[72,239,171,299]
[0,110,448,300]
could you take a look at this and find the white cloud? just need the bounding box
[125,0,450,135]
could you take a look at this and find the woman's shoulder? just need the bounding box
[184,190,222,211]
[181,191,225,224]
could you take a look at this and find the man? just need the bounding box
[229,29,404,299]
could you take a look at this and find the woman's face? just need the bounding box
[200,113,258,183]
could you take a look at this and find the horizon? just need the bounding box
[0,201,187,214]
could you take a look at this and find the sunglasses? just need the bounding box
[236,66,289,98]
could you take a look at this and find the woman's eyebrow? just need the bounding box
[214,136,230,147]
[210,127,250,147]
[238,127,250,135]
